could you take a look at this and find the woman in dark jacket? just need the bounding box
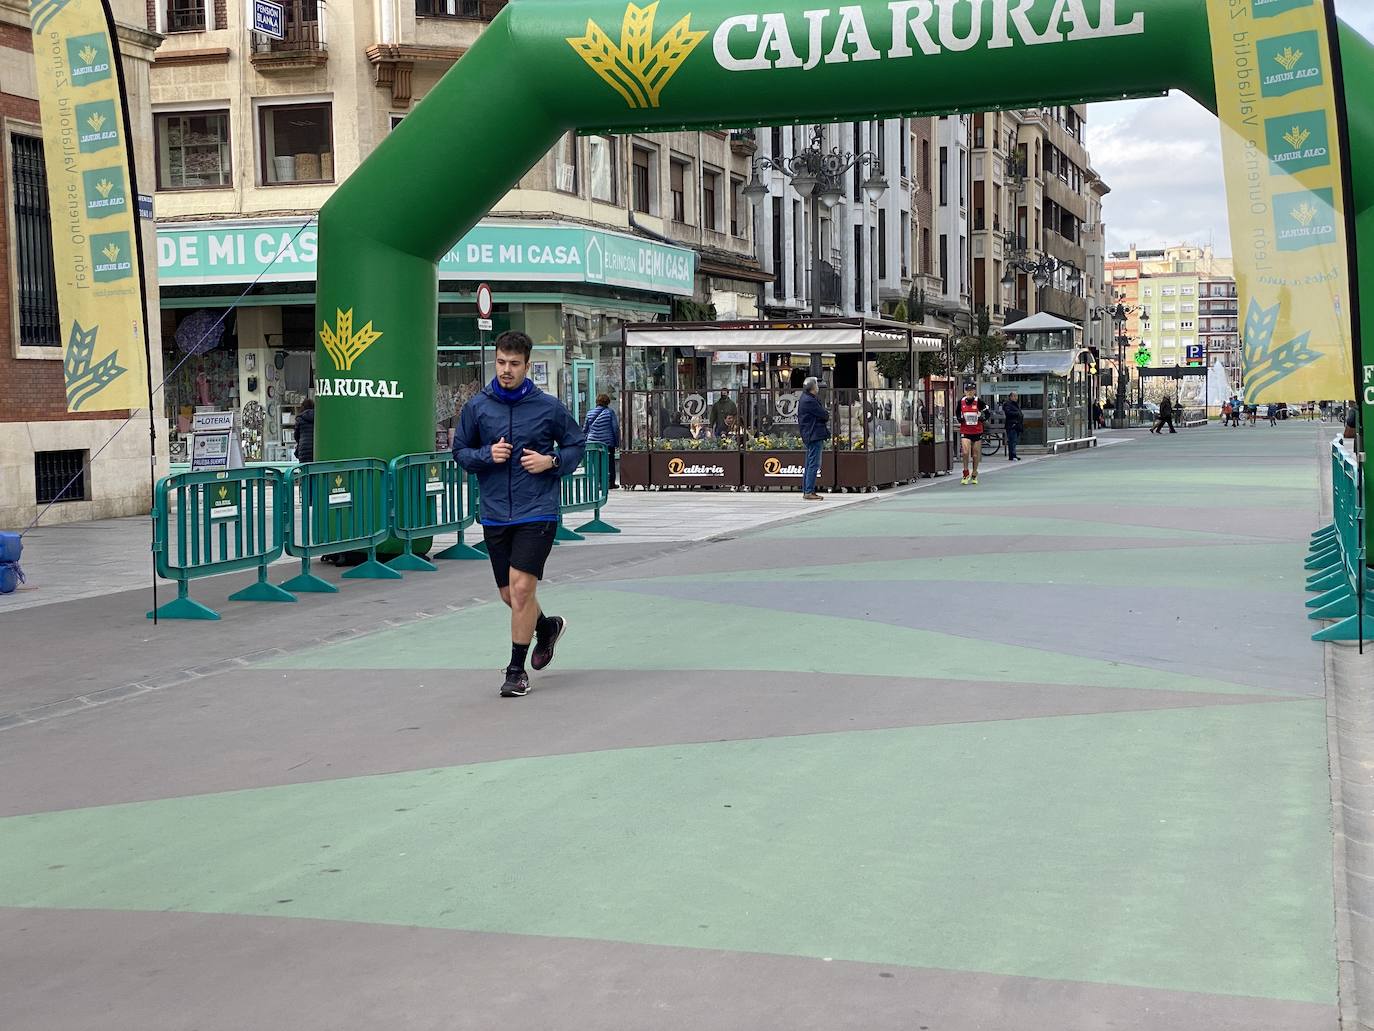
[294,398,315,462]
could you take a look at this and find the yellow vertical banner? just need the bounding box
[1207,0,1356,403]
[28,0,149,412]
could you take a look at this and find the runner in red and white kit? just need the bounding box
[956,380,990,485]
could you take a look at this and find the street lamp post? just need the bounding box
[1089,294,1149,424]
[744,125,888,337]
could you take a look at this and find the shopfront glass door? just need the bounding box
[572,359,596,421]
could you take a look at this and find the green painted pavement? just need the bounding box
[258,587,1273,696]
[0,703,1333,1003]
[758,508,1265,542]
[621,542,1308,593]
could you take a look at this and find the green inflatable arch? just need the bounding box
[313,0,1373,536]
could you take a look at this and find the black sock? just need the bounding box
[509,642,530,673]
[535,612,556,639]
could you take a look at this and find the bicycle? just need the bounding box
[980,430,1005,457]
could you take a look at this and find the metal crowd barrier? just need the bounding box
[388,452,483,570]
[147,447,618,619]
[147,468,293,620]
[280,459,399,594]
[1307,439,1372,643]
[555,443,620,542]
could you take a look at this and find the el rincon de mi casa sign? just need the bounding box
[156,222,695,295]
[307,0,1373,556]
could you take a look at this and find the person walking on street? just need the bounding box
[957,381,990,485]
[293,398,315,462]
[1002,391,1025,461]
[583,392,620,487]
[1267,403,1279,427]
[1151,395,1176,434]
[453,331,587,698]
[798,376,830,500]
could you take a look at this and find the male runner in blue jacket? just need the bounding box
[453,331,586,697]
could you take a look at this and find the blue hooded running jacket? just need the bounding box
[452,380,587,526]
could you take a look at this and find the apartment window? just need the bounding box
[794,200,805,306]
[670,158,688,223]
[900,211,909,277]
[771,197,785,301]
[259,102,333,185]
[854,225,864,311]
[730,175,745,236]
[632,145,654,215]
[876,119,886,173]
[771,126,783,157]
[389,113,406,132]
[974,121,985,148]
[921,227,931,276]
[155,111,231,190]
[10,132,61,347]
[1162,286,1177,295]
[1182,303,1195,313]
[1142,287,1152,297]
[877,209,887,280]
[1181,321,1195,330]
[166,0,207,32]
[939,233,948,294]
[959,151,966,207]
[589,135,616,203]
[900,119,908,179]
[702,169,719,232]
[416,0,501,15]
[555,132,578,194]
[938,146,948,205]
[921,139,930,190]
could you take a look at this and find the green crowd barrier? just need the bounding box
[556,444,620,542]
[147,468,294,621]
[280,459,400,593]
[1308,440,1372,643]
[387,452,484,571]
[147,449,620,619]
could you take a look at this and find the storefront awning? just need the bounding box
[624,318,943,353]
[1005,349,1081,376]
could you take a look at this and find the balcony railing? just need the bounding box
[416,0,507,18]
[252,0,326,62]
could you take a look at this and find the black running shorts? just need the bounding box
[960,433,982,444]
[483,521,557,589]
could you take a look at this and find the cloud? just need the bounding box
[1087,2,1374,258]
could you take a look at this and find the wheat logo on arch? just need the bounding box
[320,307,382,372]
[566,2,707,109]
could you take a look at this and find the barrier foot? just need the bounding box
[280,560,338,594]
[148,585,219,621]
[435,538,486,560]
[1311,525,1336,540]
[1308,569,1346,591]
[574,516,621,534]
[229,575,297,604]
[343,549,404,580]
[1307,585,1354,610]
[1314,613,1374,643]
[555,521,585,542]
[388,551,438,572]
[473,539,489,554]
[1310,595,1359,620]
[1305,548,1341,571]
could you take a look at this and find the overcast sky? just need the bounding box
[1086,1,1374,257]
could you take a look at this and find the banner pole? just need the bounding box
[100,0,160,624]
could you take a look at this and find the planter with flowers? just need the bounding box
[741,433,834,491]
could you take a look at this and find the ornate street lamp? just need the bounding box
[745,124,888,318]
[1090,294,1149,422]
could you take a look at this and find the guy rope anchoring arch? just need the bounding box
[313,0,1374,556]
